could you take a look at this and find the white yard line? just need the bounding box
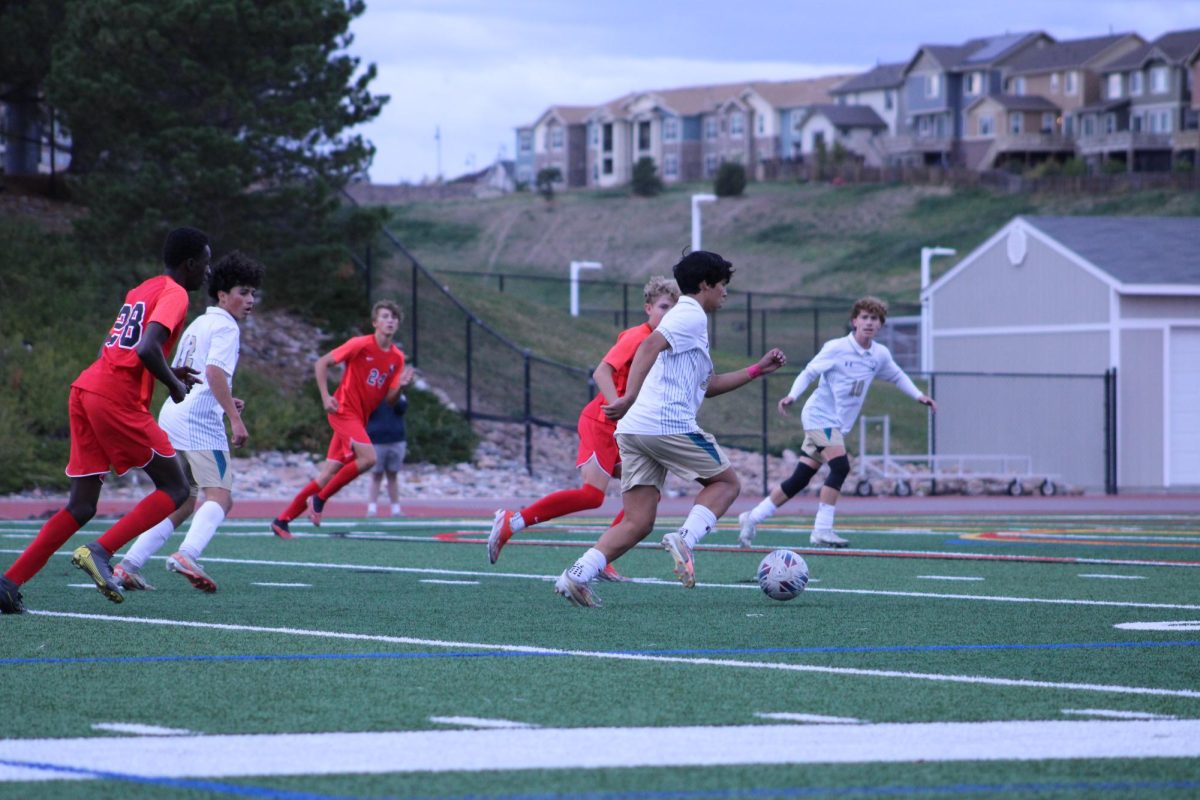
[916,576,984,581]
[91,723,195,736]
[419,579,480,585]
[1061,709,1177,720]
[2,720,1199,782]
[250,582,311,588]
[428,716,537,729]
[1079,574,1146,580]
[755,712,864,724]
[26,610,1200,700]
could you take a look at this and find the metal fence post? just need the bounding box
[812,309,820,355]
[410,257,419,366]
[1105,367,1118,494]
[465,318,473,420]
[929,372,938,496]
[524,351,533,476]
[761,375,770,496]
[746,292,754,356]
[622,284,629,329]
[760,309,767,354]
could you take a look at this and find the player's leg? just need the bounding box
[739,454,822,548]
[366,465,384,517]
[118,453,204,589]
[274,429,344,534]
[811,440,851,548]
[556,485,659,607]
[311,439,376,526]
[386,468,402,516]
[167,451,232,592]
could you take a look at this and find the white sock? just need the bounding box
[814,502,836,533]
[565,547,607,583]
[367,502,378,514]
[679,505,718,549]
[390,503,402,516]
[120,518,175,571]
[511,511,526,533]
[179,501,225,560]
[748,497,778,525]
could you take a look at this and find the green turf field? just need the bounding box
[2,513,1199,799]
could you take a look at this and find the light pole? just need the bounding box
[569,261,603,317]
[691,193,717,252]
[919,246,956,373]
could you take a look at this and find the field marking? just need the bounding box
[91,723,194,736]
[1079,573,1146,580]
[755,712,864,724]
[428,716,537,729]
[1115,621,1200,631]
[26,610,1200,699]
[916,575,984,582]
[1061,709,1177,720]
[3,719,1200,783]
[250,582,310,588]
[419,579,480,585]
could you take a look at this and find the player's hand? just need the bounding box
[230,419,249,448]
[323,396,339,414]
[399,365,415,387]
[233,397,246,413]
[918,395,938,413]
[174,365,202,388]
[777,396,795,416]
[757,348,787,375]
[602,395,633,420]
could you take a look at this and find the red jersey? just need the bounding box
[71,275,190,410]
[330,334,406,423]
[581,322,653,426]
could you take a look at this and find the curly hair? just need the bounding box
[642,275,680,305]
[672,250,734,294]
[208,251,265,301]
[850,296,889,325]
[162,226,209,268]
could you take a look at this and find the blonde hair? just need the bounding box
[643,275,680,305]
[371,300,403,323]
[851,296,888,325]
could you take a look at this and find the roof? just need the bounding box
[1104,28,1200,70]
[1004,33,1139,74]
[746,75,849,109]
[591,75,845,120]
[1023,216,1200,286]
[968,94,1060,113]
[909,32,1047,73]
[1076,97,1130,115]
[831,62,906,94]
[805,103,888,128]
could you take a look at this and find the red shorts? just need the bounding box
[325,412,371,464]
[576,413,619,476]
[66,387,175,478]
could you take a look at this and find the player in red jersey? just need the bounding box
[487,276,680,572]
[0,227,212,613]
[271,301,413,537]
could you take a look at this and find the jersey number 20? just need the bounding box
[105,302,147,349]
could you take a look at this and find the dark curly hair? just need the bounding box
[673,250,734,294]
[162,226,209,268]
[208,250,265,301]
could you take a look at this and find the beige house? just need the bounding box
[530,105,591,188]
[925,216,1200,491]
[793,104,890,166]
[962,94,1071,169]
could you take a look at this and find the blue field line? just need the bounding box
[5,638,1200,667]
[0,758,353,799]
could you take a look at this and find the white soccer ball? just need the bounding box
[757,549,809,601]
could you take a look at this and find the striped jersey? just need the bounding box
[159,307,241,450]
[616,295,713,436]
[580,322,653,428]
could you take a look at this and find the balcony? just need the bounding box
[1076,131,1174,154]
[992,133,1075,153]
[1173,129,1200,150]
[883,134,953,154]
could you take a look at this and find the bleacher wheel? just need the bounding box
[855,481,874,497]
[1039,479,1057,496]
[1008,479,1025,497]
[894,480,912,497]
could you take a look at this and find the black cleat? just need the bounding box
[71,542,124,604]
[271,518,293,539]
[0,576,25,614]
[307,495,325,527]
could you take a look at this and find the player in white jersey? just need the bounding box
[739,296,936,548]
[555,250,787,607]
[113,252,265,592]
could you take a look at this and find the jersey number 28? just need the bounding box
[105,302,147,349]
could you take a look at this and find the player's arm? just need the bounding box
[602,331,669,420]
[706,348,787,397]
[138,321,196,404]
[205,364,248,447]
[314,351,339,414]
[878,354,937,412]
[778,345,836,415]
[592,361,619,404]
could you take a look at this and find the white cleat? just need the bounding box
[737,512,757,549]
[810,529,849,548]
[554,570,601,607]
[661,531,695,588]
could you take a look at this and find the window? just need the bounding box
[602,123,613,152]
[704,117,717,140]
[884,90,894,110]
[1083,115,1094,136]
[792,112,804,132]
[1105,113,1116,134]
[966,72,983,95]
[1064,115,1074,136]
[917,115,931,136]
[1011,76,1026,96]
[1130,71,1144,96]
[1107,73,1122,99]
[592,164,598,181]
[979,114,994,136]
[730,112,745,137]
[602,157,613,175]
[1065,71,1079,95]
[756,114,765,135]
[1132,112,1143,132]
[704,154,718,176]
[925,73,940,98]
[550,127,563,150]
[1041,113,1056,134]
[1009,112,1022,135]
[637,120,651,151]
[519,132,532,153]
[1050,72,1060,93]
[663,117,679,142]
[812,131,825,151]
[664,153,678,178]
[1151,66,1170,93]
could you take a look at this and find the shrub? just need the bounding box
[714,161,747,197]
[1062,157,1087,177]
[631,156,663,197]
[405,387,478,464]
[1173,156,1194,173]
[536,167,562,202]
[1101,158,1127,175]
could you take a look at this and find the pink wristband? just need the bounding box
[746,364,763,379]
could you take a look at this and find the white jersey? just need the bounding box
[787,333,921,435]
[158,307,241,451]
[616,295,713,435]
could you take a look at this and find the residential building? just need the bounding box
[514,126,534,186]
[793,104,890,166]
[829,62,906,134]
[962,94,1070,170]
[529,105,591,188]
[739,76,849,175]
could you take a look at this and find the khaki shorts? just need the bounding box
[179,449,234,497]
[616,431,731,493]
[800,427,846,463]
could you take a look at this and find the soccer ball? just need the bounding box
[757,549,809,601]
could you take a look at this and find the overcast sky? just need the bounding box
[348,0,1200,183]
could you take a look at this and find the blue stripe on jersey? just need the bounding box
[686,432,722,464]
[214,450,227,478]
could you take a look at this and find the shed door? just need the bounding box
[1169,328,1200,485]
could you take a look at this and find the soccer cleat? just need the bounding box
[112,563,155,591]
[307,495,325,527]
[0,575,25,614]
[71,542,124,604]
[270,518,293,539]
[554,570,601,607]
[390,504,403,517]
[661,531,696,589]
[737,511,757,549]
[166,552,218,593]
[810,529,849,548]
[365,504,378,518]
[596,563,630,582]
[487,509,514,564]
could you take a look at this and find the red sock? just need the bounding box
[609,509,625,527]
[317,461,361,502]
[279,480,321,522]
[96,490,177,554]
[5,509,82,585]
[522,484,605,527]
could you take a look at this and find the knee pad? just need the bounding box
[780,461,818,499]
[823,455,851,492]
